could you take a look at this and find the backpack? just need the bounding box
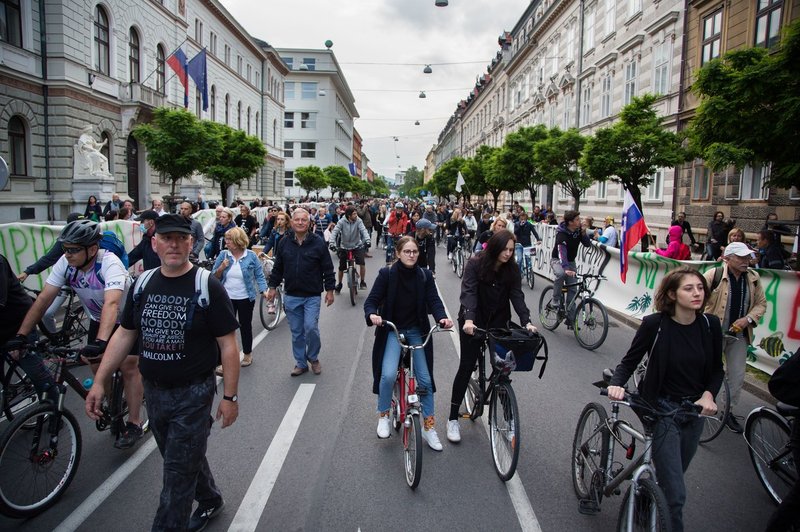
[132,266,211,310]
[709,266,724,292]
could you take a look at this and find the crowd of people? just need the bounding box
[1,192,797,531]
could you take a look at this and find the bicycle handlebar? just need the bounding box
[380,319,453,350]
[599,388,702,417]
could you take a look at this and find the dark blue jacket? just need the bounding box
[128,229,161,270]
[268,231,335,297]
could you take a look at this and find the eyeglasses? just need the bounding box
[401,250,419,256]
[62,245,84,255]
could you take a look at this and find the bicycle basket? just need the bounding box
[488,325,548,378]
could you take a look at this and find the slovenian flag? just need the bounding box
[166,48,189,108]
[620,188,648,283]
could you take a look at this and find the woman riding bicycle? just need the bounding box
[364,236,453,451]
[446,208,467,261]
[606,267,724,532]
[447,230,537,443]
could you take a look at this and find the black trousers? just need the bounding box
[231,298,255,354]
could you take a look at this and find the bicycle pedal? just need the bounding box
[578,499,600,515]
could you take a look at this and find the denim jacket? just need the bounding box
[212,249,268,301]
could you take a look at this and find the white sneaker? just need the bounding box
[447,252,453,260]
[377,416,391,439]
[447,420,461,443]
[422,427,443,451]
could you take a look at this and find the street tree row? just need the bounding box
[293,165,391,200]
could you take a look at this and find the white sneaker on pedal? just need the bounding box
[422,427,443,451]
[447,420,461,443]
[377,416,391,439]
[447,252,453,260]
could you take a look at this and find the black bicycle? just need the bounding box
[539,273,609,350]
[460,326,548,481]
[0,341,149,518]
[24,286,90,350]
[744,401,798,505]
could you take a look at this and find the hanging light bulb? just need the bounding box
[318,89,326,96]
[414,120,420,125]
[419,91,426,98]
[435,0,448,6]
[423,65,432,74]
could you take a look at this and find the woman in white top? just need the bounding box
[212,227,268,371]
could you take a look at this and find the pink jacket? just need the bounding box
[655,225,691,260]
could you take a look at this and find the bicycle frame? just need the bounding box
[601,402,656,498]
[468,331,513,418]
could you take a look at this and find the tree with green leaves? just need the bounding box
[581,94,687,214]
[351,177,370,198]
[466,145,519,211]
[431,157,464,202]
[324,165,354,199]
[203,122,266,203]
[496,124,551,208]
[688,19,800,190]
[294,165,328,200]
[535,128,590,210]
[399,166,424,197]
[132,107,221,198]
[372,175,390,197]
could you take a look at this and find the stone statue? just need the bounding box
[74,125,110,177]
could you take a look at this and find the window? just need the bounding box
[284,142,294,158]
[653,40,670,95]
[597,181,607,200]
[301,82,317,100]
[246,64,251,83]
[741,163,769,200]
[128,28,140,83]
[701,9,723,65]
[646,168,663,201]
[273,119,277,145]
[255,112,259,137]
[94,6,110,74]
[255,72,260,89]
[1,0,22,47]
[300,112,316,129]
[755,0,783,49]
[247,107,251,134]
[549,104,556,128]
[563,93,572,128]
[210,86,216,121]
[300,142,316,158]
[624,61,637,105]
[285,82,295,100]
[627,0,642,18]
[209,32,217,55]
[600,74,612,118]
[8,116,27,176]
[194,19,203,44]
[692,160,710,200]
[224,45,230,65]
[285,170,294,187]
[237,56,242,75]
[789,186,800,200]
[584,7,595,50]
[195,89,201,117]
[284,112,294,128]
[224,94,230,124]
[237,101,242,129]
[580,85,591,126]
[559,184,569,201]
[156,45,165,94]
[605,0,615,36]
[281,56,293,70]
[302,58,316,70]
[566,24,575,62]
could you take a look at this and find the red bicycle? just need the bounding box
[382,320,452,489]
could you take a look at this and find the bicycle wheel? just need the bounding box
[538,286,560,331]
[525,259,534,290]
[0,404,82,518]
[1,361,37,422]
[108,372,150,441]
[616,478,671,531]
[348,267,357,306]
[489,381,520,481]
[745,408,795,504]
[573,298,609,351]
[572,402,609,500]
[456,249,465,278]
[699,378,730,444]
[259,290,283,330]
[403,412,423,489]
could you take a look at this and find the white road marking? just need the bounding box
[435,283,543,532]
[54,323,276,531]
[227,383,316,532]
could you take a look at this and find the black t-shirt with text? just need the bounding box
[121,267,238,383]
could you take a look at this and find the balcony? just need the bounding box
[119,83,166,108]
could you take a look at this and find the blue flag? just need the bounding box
[348,162,357,176]
[187,49,208,111]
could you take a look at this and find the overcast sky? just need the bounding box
[220,0,529,179]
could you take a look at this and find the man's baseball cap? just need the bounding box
[138,210,159,222]
[155,214,192,234]
[416,219,435,230]
[724,242,755,258]
[395,202,404,208]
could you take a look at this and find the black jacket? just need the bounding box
[610,312,724,404]
[268,231,335,297]
[128,230,161,271]
[458,255,530,328]
[24,243,64,275]
[551,221,592,267]
[364,263,447,394]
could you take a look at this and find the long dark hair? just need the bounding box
[653,267,709,316]
[477,230,517,284]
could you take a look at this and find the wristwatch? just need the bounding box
[746,316,754,325]
[223,394,238,402]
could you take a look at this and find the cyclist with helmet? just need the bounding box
[6,219,146,449]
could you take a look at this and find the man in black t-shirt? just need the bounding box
[86,214,240,532]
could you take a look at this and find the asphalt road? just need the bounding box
[0,245,779,531]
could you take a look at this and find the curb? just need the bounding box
[606,308,775,405]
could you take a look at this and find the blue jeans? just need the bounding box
[145,375,222,531]
[385,235,397,263]
[377,327,434,418]
[651,398,705,532]
[283,294,322,369]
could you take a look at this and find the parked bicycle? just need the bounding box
[447,235,466,278]
[460,326,548,481]
[382,320,452,489]
[744,401,798,505]
[539,273,609,350]
[0,340,149,518]
[257,252,283,330]
[572,371,703,531]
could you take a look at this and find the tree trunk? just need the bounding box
[491,191,500,211]
[219,183,227,206]
[527,186,537,210]
[572,192,581,211]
